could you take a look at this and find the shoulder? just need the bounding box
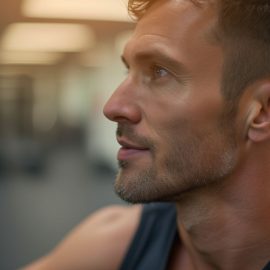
[22,204,143,270]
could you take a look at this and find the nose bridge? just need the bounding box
[103,77,141,123]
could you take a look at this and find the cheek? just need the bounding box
[150,110,191,153]
[144,93,191,130]
[186,93,224,133]
[141,86,225,147]
[143,95,194,149]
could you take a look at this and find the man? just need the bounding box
[23,0,270,269]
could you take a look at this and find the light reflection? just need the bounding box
[22,0,131,22]
[1,23,95,52]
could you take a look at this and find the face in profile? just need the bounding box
[103,0,238,203]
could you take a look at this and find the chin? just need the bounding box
[114,172,178,204]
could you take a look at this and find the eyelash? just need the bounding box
[123,63,172,82]
[150,65,170,80]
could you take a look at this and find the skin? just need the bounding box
[22,205,142,270]
[23,0,270,269]
[105,0,237,204]
[106,0,270,269]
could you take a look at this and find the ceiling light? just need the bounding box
[1,23,95,52]
[0,51,63,65]
[22,0,132,22]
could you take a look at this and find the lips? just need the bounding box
[117,138,149,161]
[117,138,148,150]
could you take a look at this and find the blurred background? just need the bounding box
[0,0,134,268]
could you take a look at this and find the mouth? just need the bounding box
[117,138,150,161]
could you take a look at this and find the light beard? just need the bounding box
[114,166,157,203]
[114,122,238,204]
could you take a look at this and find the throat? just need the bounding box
[173,187,270,270]
[167,236,196,270]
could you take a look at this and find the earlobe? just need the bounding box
[248,82,270,142]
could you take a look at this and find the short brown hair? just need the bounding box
[128,0,207,19]
[127,0,270,103]
[127,0,154,19]
[218,1,270,102]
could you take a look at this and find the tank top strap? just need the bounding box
[120,202,177,270]
[262,262,270,270]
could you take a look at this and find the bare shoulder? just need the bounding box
[22,204,143,270]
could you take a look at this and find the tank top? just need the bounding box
[119,203,177,270]
[119,202,270,270]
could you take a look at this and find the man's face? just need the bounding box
[103,0,238,203]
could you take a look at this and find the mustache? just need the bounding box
[116,124,155,151]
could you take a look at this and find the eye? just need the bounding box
[151,65,169,80]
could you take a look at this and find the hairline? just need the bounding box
[128,0,270,112]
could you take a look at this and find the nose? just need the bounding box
[103,79,141,124]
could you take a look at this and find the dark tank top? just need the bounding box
[119,203,177,270]
[119,202,270,270]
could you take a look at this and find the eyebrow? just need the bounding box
[121,49,190,76]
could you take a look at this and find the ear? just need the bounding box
[248,82,270,142]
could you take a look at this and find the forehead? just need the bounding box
[123,0,223,102]
[124,0,218,61]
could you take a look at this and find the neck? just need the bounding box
[175,160,270,270]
